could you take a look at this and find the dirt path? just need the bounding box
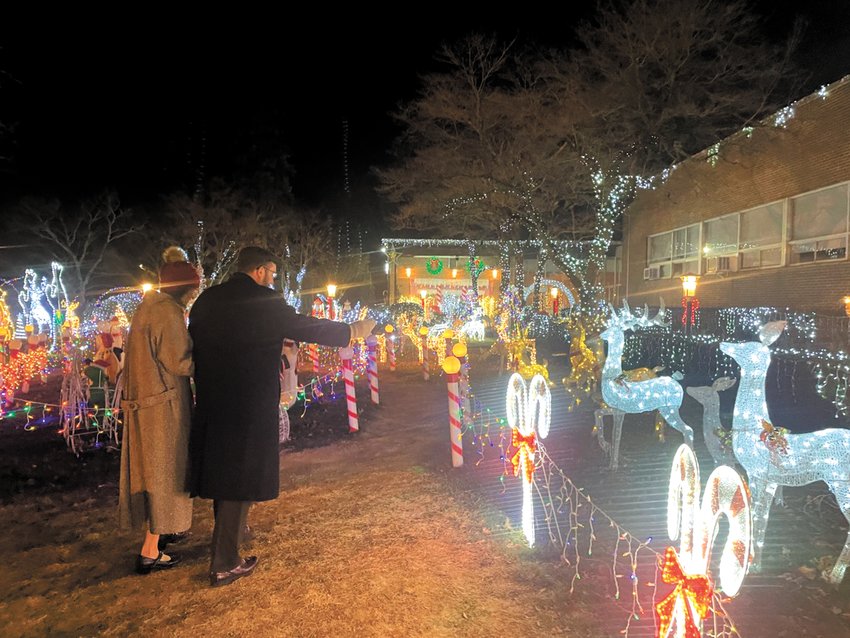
[0,367,602,638]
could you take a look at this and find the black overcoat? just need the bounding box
[188,273,351,501]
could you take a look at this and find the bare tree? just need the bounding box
[377,0,800,310]
[12,192,135,306]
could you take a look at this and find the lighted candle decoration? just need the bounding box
[339,346,358,432]
[443,356,464,468]
[506,372,551,547]
[365,335,379,405]
[385,325,396,371]
[720,321,850,584]
[600,301,692,470]
[657,444,751,637]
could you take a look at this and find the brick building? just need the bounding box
[622,75,850,315]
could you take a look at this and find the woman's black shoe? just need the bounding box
[157,531,191,551]
[135,551,181,575]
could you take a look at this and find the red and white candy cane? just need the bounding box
[338,346,359,432]
[309,343,320,373]
[506,372,551,547]
[365,335,379,405]
[419,328,430,381]
[386,335,396,371]
[443,356,463,467]
[452,341,470,426]
[658,444,752,637]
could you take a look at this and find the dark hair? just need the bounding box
[236,246,278,273]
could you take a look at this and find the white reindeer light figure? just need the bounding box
[720,321,850,584]
[686,377,738,467]
[658,444,751,636]
[506,372,551,547]
[599,301,693,469]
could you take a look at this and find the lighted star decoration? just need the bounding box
[657,445,751,638]
[506,372,551,547]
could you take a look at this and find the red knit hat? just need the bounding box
[159,261,201,288]
[159,246,201,289]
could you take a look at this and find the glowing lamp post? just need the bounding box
[843,296,850,318]
[550,287,559,316]
[451,268,458,279]
[327,284,337,320]
[141,282,153,294]
[680,274,699,336]
[405,267,413,296]
[420,289,428,319]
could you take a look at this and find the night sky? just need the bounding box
[0,4,848,212]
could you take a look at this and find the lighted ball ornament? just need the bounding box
[720,320,850,584]
[443,355,464,467]
[657,444,751,638]
[506,372,551,547]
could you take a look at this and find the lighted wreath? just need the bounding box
[466,257,486,278]
[425,257,443,275]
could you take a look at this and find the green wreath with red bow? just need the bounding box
[425,257,443,275]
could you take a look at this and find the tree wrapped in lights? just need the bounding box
[720,321,850,584]
[657,444,751,637]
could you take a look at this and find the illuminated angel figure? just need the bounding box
[720,321,850,584]
[506,372,551,547]
[599,300,692,470]
[657,444,751,637]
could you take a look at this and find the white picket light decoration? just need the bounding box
[720,321,850,584]
[657,444,751,636]
[599,300,693,469]
[506,372,551,547]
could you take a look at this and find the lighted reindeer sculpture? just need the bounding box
[720,321,850,584]
[686,377,738,467]
[598,301,693,470]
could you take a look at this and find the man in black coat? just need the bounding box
[189,246,375,587]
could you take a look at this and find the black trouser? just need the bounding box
[210,500,251,573]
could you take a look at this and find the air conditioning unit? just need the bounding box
[705,256,732,274]
[643,266,661,280]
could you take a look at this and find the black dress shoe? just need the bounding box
[158,531,191,551]
[210,556,259,587]
[135,551,181,575]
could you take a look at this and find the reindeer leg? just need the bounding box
[749,479,777,572]
[824,480,850,584]
[594,409,610,459]
[611,410,624,471]
[659,406,694,448]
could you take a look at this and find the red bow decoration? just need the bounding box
[654,546,713,638]
[510,427,537,483]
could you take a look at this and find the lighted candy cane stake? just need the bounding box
[419,327,430,381]
[452,342,471,426]
[657,444,751,637]
[339,346,359,432]
[506,372,551,547]
[384,325,396,371]
[443,356,463,467]
[365,335,379,405]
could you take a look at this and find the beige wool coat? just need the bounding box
[118,292,194,534]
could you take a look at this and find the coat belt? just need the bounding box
[122,387,178,411]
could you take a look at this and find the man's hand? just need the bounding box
[349,319,377,342]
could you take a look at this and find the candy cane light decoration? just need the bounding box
[657,444,751,638]
[506,372,551,547]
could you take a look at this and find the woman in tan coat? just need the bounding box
[119,249,200,574]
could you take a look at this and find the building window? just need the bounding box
[740,202,784,269]
[671,224,700,276]
[789,183,849,264]
[703,214,739,272]
[647,231,673,278]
